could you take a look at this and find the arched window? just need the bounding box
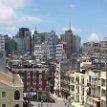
[15,104,19,107]
[14,90,20,100]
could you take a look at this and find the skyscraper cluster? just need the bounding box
[0,27,81,61]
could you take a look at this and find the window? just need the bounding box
[89,76,91,83]
[101,79,105,87]
[2,104,6,107]
[15,104,19,107]
[102,89,106,97]
[2,92,6,98]
[14,90,20,100]
[71,85,74,91]
[70,77,74,83]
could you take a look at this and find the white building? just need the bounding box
[0,35,5,52]
[33,30,58,59]
[100,37,107,53]
[34,42,51,60]
[34,45,42,60]
[42,42,51,59]
[0,35,5,61]
[82,42,101,56]
[55,42,67,61]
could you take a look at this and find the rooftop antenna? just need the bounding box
[34,27,37,34]
[69,21,71,30]
[69,20,72,32]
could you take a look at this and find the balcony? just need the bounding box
[87,82,91,87]
[101,83,106,90]
[69,81,75,85]
[87,95,100,102]
[87,80,100,87]
[86,96,100,107]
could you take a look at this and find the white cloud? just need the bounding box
[70,4,75,9]
[64,26,81,33]
[0,0,44,32]
[88,32,99,42]
[0,0,31,9]
[0,2,17,26]
[71,26,81,33]
[31,29,35,35]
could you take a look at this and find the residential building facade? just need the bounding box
[0,35,5,61]
[34,42,51,60]
[100,37,107,56]
[55,42,67,61]
[0,35,5,52]
[82,42,101,56]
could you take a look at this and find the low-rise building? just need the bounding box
[86,70,101,107]
[100,71,106,107]
[54,60,69,97]
[82,42,101,56]
[11,66,49,101]
[0,70,23,107]
[61,69,88,106]
[54,57,107,107]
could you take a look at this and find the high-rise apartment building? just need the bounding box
[34,42,51,60]
[100,37,107,55]
[0,35,5,61]
[5,35,17,55]
[19,28,30,37]
[33,30,58,59]
[55,42,67,61]
[14,28,31,53]
[0,35,5,52]
[60,29,81,58]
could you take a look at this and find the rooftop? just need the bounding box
[0,62,23,85]
[0,69,23,86]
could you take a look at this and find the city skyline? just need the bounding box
[0,0,107,43]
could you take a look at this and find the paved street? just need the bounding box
[31,100,65,107]
[30,93,66,107]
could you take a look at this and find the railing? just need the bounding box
[87,80,100,87]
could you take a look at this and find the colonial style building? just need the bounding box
[0,70,23,107]
[11,66,49,101]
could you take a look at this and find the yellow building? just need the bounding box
[100,71,106,107]
[61,69,88,106]
[60,59,107,107]
[0,71,23,107]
